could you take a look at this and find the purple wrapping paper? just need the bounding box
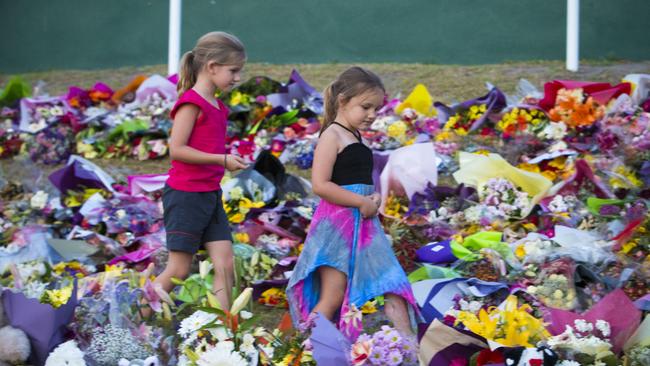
[634,294,650,311]
[416,240,457,264]
[265,70,323,114]
[372,150,391,193]
[429,343,485,366]
[434,87,506,132]
[49,155,115,194]
[3,283,78,366]
[310,313,351,365]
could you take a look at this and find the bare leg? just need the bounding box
[384,293,414,336]
[142,251,193,318]
[311,266,347,321]
[153,250,193,293]
[205,240,235,311]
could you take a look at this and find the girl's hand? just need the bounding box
[359,196,378,218]
[225,154,249,172]
[368,192,381,209]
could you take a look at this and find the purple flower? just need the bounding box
[596,130,620,151]
[385,349,403,366]
[599,204,621,216]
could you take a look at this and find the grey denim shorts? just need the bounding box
[162,185,233,254]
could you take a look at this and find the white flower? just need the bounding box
[539,121,568,140]
[557,361,581,366]
[208,326,231,342]
[459,299,470,311]
[17,261,46,280]
[46,340,86,366]
[260,345,275,359]
[468,301,482,313]
[595,320,611,338]
[240,333,256,355]
[240,310,253,320]
[574,319,594,333]
[23,281,48,299]
[196,344,247,366]
[30,190,49,209]
[548,195,569,213]
[179,310,218,338]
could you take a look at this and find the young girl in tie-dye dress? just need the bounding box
[287,66,420,339]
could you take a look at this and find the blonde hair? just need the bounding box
[321,66,385,133]
[177,31,246,94]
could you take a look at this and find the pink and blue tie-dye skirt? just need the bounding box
[286,184,420,339]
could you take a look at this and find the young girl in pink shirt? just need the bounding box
[153,31,248,310]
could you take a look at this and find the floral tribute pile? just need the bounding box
[1,71,650,365]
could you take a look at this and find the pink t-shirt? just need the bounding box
[166,89,229,192]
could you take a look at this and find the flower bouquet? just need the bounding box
[455,295,550,348]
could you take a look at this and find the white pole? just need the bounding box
[566,0,579,72]
[168,0,182,76]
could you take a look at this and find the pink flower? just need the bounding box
[350,339,372,366]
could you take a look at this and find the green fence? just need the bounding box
[1,0,649,73]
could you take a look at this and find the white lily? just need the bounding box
[230,287,252,315]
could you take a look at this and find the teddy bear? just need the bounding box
[0,298,31,366]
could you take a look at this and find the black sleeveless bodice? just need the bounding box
[327,122,374,186]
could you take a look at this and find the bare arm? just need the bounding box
[311,131,366,207]
[169,104,224,165]
[169,104,247,170]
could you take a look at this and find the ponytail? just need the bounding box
[321,82,338,133]
[177,51,197,95]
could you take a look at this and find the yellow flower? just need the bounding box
[548,156,567,170]
[541,170,558,181]
[43,285,73,308]
[610,166,643,189]
[384,194,406,219]
[76,141,98,159]
[361,300,378,314]
[518,163,541,174]
[515,244,526,259]
[621,240,638,254]
[522,222,538,231]
[229,90,247,106]
[234,232,250,243]
[474,150,490,156]
[444,115,459,130]
[435,130,453,141]
[456,295,549,347]
[387,120,409,139]
[229,212,245,223]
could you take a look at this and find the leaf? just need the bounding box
[196,306,227,318]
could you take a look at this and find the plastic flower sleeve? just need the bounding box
[3,281,78,366]
[453,152,552,219]
[379,142,440,216]
[418,319,488,366]
[544,288,641,354]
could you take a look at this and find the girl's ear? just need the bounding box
[337,93,347,110]
[206,61,219,74]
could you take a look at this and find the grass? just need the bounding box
[3,60,649,104]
